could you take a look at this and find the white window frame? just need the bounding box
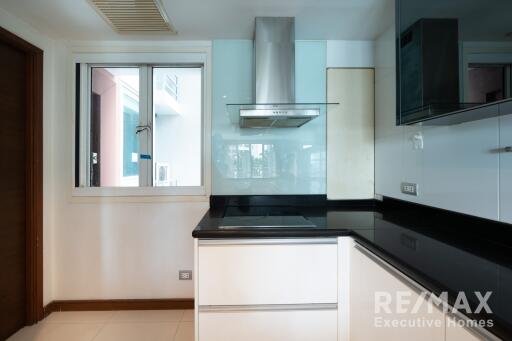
[71,49,211,198]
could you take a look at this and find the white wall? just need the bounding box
[374,24,501,221]
[327,40,375,68]
[50,43,209,299]
[52,201,207,299]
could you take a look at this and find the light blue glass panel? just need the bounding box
[212,40,327,194]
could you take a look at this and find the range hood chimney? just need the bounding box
[238,17,321,128]
[255,17,295,104]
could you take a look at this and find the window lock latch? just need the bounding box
[135,125,151,134]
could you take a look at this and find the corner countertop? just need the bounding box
[193,196,512,340]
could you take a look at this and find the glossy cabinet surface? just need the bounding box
[195,238,338,341]
[349,243,445,341]
[500,102,512,224]
[198,310,337,341]
[446,317,483,341]
[197,240,338,306]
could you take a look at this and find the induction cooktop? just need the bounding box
[219,215,316,229]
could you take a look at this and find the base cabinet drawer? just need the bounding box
[198,309,337,341]
[198,239,338,305]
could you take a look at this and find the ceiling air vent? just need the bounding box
[89,0,176,33]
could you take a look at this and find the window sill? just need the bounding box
[71,186,207,198]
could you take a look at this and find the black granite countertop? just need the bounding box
[193,196,512,340]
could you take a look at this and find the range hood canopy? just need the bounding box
[231,17,337,128]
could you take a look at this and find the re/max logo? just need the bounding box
[374,291,493,315]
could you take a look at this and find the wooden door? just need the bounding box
[0,26,43,339]
[0,36,27,340]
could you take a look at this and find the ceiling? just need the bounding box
[0,0,394,41]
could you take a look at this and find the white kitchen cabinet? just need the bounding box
[198,309,337,341]
[348,241,445,341]
[446,317,484,341]
[499,102,512,224]
[197,239,338,306]
[195,238,339,341]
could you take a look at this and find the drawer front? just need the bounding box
[199,309,337,341]
[198,239,338,305]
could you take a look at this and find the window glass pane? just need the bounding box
[90,67,140,187]
[153,67,202,186]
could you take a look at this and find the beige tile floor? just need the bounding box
[7,310,194,341]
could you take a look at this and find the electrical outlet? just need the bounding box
[179,270,192,280]
[401,182,419,196]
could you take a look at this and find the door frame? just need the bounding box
[0,26,44,324]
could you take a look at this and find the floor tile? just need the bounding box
[110,310,184,323]
[181,310,194,322]
[92,322,179,341]
[174,322,194,341]
[45,311,114,324]
[8,322,103,341]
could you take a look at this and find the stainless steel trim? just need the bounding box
[255,17,295,104]
[446,312,501,341]
[218,225,316,229]
[239,109,320,118]
[199,303,337,313]
[354,242,501,341]
[198,238,337,246]
[354,243,425,295]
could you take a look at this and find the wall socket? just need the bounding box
[401,182,419,196]
[179,270,193,280]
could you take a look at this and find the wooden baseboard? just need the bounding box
[44,298,194,316]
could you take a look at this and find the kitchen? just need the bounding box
[0,0,511,340]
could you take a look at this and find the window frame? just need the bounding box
[71,51,210,198]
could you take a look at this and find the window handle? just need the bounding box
[136,125,151,134]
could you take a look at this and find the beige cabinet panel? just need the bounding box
[327,68,375,199]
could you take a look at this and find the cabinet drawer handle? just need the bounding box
[505,146,512,153]
[199,303,338,313]
[198,238,337,246]
[354,243,426,295]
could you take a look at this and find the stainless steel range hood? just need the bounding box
[238,17,321,128]
[255,17,295,105]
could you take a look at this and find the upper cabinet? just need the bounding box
[500,102,512,224]
[396,0,512,125]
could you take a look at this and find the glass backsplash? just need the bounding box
[212,40,327,195]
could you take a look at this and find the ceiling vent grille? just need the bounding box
[89,0,176,33]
